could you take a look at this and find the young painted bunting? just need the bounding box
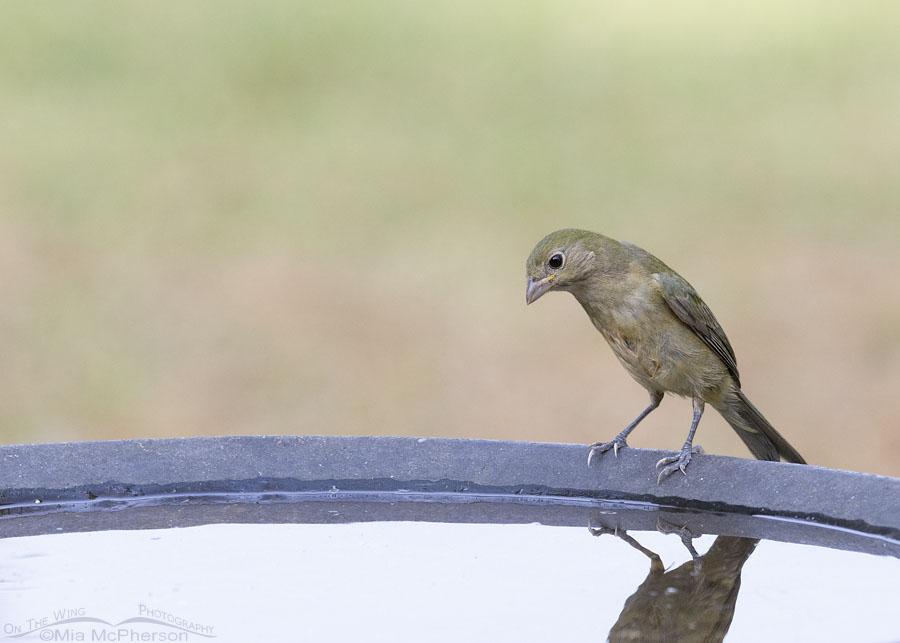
[526,229,805,482]
[593,528,759,641]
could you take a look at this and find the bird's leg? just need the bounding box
[657,518,703,575]
[656,397,706,483]
[588,391,663,465]
[589,518,664,572]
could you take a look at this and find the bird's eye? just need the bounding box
[548,253,564,269]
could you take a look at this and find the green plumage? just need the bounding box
[526,229,805,480]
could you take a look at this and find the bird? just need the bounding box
[590,524,760,643]
[525,228,805,482]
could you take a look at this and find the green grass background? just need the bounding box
[2,1,899,475]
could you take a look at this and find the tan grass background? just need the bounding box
[2,2,898,476]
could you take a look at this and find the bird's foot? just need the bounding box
[589,518,663,568]
[587,517,620,538]
[587,436,628,466]
[657,518,703,574]
[656,445,704,484]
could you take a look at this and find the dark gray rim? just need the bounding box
[1,436,898,556]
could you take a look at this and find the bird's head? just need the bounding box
[525,229,598,304]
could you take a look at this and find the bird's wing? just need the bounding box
[653,271,741,386]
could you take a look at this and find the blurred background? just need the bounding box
[1,2,898,476]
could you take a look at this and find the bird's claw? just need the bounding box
[655,445,704,484]
[587,519,620,538]
[587,437,628,466]
[657,518,703,574]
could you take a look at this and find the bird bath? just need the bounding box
[1,436,898,642]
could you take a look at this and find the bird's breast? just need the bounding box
[582,298,728,398]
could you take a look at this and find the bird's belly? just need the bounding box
[596,314,729,399]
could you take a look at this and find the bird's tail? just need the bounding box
[713,389,806,464]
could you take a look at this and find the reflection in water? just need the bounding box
[590,520,759,642]
[2,519,899,641]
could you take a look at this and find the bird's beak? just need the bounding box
[526,274,556,305]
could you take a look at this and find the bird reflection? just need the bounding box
[590,519,759,643]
